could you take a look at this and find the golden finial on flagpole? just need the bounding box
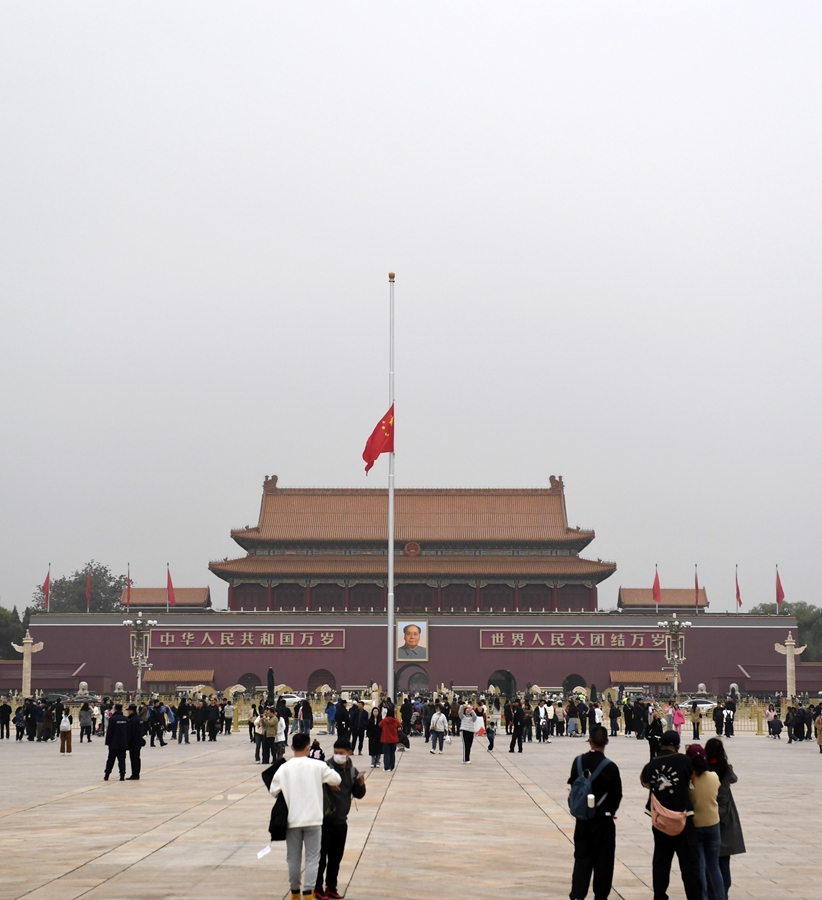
[388,272,395,282]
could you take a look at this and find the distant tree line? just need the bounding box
[748,601,822,662]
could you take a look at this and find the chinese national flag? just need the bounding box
[735,571,742,608]
[127,565,131,610]
[86,569,92,612]
[167,567,177,607]
[42,570,50,611]
[652,569,661,605]
[776,570,785,607]
[363,405,394,474]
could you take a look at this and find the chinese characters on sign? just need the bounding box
[479,630,666,650]
[151,629,345,650]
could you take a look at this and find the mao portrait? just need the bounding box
[396,620,428,662]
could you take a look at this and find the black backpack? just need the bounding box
[262,759,288,841]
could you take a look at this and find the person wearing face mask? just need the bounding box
[314,738,366,900]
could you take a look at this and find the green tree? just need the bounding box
[0,605,25,659]
[29,561,129,615]
[749,601,822,663]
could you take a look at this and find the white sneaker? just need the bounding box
[430,749,436,754]
[546,739,552,743]
[438,750,443,754]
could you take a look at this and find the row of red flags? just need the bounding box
[40,565,176,612]
[652,565,786,609]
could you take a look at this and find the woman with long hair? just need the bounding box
[685,744,724,900]
[78,702,93,743]
[366,706,382,768]
[689,702,702,740]
[705,737,745,900]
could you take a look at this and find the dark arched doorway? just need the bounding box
[563,673,587,695]
[488,669,516,698]
[395,663,429,694]
[307,668,337,692]
[238,672,262,693]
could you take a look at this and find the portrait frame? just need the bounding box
[396,619,429,662]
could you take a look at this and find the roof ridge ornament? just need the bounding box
[549,475,564,493]
[263,475,279,493]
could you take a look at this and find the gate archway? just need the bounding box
[307,669,337,692]
[488,669,517,698]
[395,663,429,694]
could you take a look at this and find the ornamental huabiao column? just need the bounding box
[774,631,805,701]
[11,630,44,699]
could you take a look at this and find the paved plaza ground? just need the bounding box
[0,724,818,900]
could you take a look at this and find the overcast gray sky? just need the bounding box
[1,4,820,615]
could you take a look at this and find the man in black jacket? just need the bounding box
[334,699,351,743]
[193,699,207,741]
[103,703,129,781]
[126,704,145,780]
[315,738,365,900]
[206,697,221,741]
[640,729,701,900]
[149,699,166,747]
[568,725,622,900]
[508,700,524,753]
[349,700,368,755]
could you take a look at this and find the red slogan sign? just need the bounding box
[480,630,666,650]
[150,629,345,650]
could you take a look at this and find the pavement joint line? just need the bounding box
[12,759,263,900]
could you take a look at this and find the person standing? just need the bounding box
[23,698,37,741]
[206,697,220,741]
[268,732,341,900]
[103,703,128,781]
[177,698,190,744]
[58,707,73,754]
[78,702,93,743]
[646,709,664,760]
[125,704,144,779]
[377,706,400,771]
[333,699,349,742]
[314,738,366,900]
[554,701,565,737]
[221,700,234,735]
[193,699,207,741]
[712,703,725,735]
[672,703,685,734]
[0,697,12,739]
[705,737,746,898]
[366,707,382,768]
[261,707,279,765]
[325,700,336,736]
[640,730,702,900]
[149,699,167,747]
[349,700,367,756]
[429,704,448,754]
[568,725,622,900]
[422,697,436,742]
[689,703,702,740]
[509,700,524,753]
[608,702,620,737]
[685,744,724,900]
[534,699,548,742]
[459,700,478,764]
[400,697,413,735]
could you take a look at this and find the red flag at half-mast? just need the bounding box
[86,569,92,612]
[363,405,394,474]
[735,569,742,608]
[167,566,176,607]
[776,569,785,607]
[652,567,661,605]
[127,564,131,610]
[42,569,51,611]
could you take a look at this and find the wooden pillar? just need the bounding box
[475,583,481,612]
[382,583,387,611]
[436,582,443,612]
[552,583,559,610]
[514,582,521,611]
[305,583,311,611]
[344,581,350,612]
[266,584,273,611]
[589,585,597,611]
[228,583,236,610]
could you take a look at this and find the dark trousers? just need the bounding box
[150,723,165,746]
[652,821,702,900]
[352,729,365,753]
[80,726,92,742]
[461,730,474,761]
[316,821,347,892]
[208,722,218,741]
[0,722,9,739]
[509,725,523,752]
[195,723,206,741]
[262,735,276,764]
[105,748,126,778]
[177,720,190,743]
[571,815,615,900]
[129,748,142,779]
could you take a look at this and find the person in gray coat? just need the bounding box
[705,738,745,900]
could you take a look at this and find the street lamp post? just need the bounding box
[657,613,692,696]
[122,611,158,699]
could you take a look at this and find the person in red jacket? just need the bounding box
[377,709,400,771]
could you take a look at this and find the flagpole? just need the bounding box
[387,272,396,700]
[167,563,170,614]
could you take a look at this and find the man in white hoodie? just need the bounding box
[269,732,342,900]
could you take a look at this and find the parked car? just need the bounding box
[680,698,717,711]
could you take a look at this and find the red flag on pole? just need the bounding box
[735,568,742,608]
[86,569,92,612]
[694,566,699,612]
[42,568,51,611]
[652,567,661,605]
[127,564,131,610]
[776,569,785,608]
[362,405,395,474]
[167,566,176,608]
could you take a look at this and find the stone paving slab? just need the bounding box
[1,727,820,899]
